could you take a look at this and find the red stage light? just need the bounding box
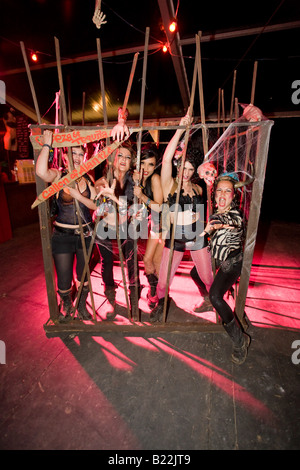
[31,53,38,62]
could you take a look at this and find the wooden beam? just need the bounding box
[44,320,224,336]
[2,21,299,77]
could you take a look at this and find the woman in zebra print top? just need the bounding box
[202,175,250,365]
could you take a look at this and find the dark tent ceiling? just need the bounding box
[1,0,300,124]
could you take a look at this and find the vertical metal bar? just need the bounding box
[20,41,59,322]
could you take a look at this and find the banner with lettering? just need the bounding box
[30,128,114,149]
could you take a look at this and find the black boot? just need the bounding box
[105,285,116,306]
[145,273,158,308]
[77,286,92,320]
[223,317,250,365]
[58,289,73,323]
[194,296,214,313]
[150,297,168,323]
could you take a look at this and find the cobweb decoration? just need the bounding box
[200,112,271,221]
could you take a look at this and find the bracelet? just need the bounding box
[145,197,151,207]
[42,144,52,150]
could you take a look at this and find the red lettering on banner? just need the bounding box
[48,185,56,197]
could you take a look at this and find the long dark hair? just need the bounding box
[140,143,160,199]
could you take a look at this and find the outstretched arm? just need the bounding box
[160,109,193,195]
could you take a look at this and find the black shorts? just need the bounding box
[52,227,91,254]
[164,223,208,252]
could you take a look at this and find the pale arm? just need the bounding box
[35,130,61,183]
[160,109,193,197]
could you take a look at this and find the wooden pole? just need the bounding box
[20,41,59,321]
[196,32,208,156]
[82,91,86,126]
[217,88,221,139]
[122,52,139,114]
[54,36,96,320]
[234,97,239,172]
[162,36,198,323]
[67,75,72,126]
[96,38,108,126]
[221,89,225,132]
[229,70,237,123]
[133,27,150,321]
[250,61,258,105]
[20,42,42,124]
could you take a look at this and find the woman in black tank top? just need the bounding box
[36,134,97,322]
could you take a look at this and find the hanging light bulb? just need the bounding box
[162,44,168,53]
[31,52,38,62]
[169,19,177,33]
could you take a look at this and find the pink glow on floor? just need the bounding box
[93,337,136,371]
[150,337,274,423]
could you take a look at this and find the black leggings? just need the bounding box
[97,237,140,291]
[52,231,91,292]
[209,260,242,324]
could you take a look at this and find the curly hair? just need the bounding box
[176,145,202,173]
